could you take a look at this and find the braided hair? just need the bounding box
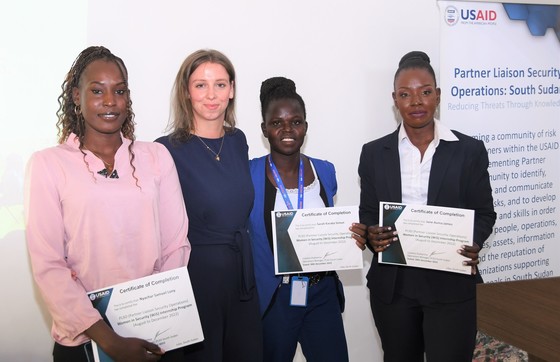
[393,51,437,89]
[259,77,306,121]
[56,46,139,185]
[56,46,135,145]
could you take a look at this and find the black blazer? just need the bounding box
[358,127,496,304]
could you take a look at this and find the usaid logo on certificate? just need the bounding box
[89,289,111,301]
[276,211,295,218]
[384,203,404,211]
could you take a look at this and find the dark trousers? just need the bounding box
[52,342,185,362]
[262,275,348,362]
[370,292,477,362]
[182,244,263,362]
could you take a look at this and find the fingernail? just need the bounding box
[463,261,468,266]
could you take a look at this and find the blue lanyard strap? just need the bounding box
[267,155,304,210]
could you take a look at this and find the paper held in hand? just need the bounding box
[272,205,363,274]
[378,202,474,274]
[87,266,203,361]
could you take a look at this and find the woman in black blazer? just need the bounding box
[358,51,496,362]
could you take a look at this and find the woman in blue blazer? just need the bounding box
[248,76,366,362]
[358,51,496,362]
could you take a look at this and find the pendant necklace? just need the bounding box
[85,147,114,170]
[83,146,119,179]
[196,134,225,161]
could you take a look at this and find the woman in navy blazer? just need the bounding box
[358,51,496,362]
[248,76,366,362]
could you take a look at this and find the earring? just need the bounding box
[74,104,85,132]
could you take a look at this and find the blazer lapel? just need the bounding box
[383,130,402,202]
[428,140,456,204]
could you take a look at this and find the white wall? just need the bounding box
[0,1,442,360]
[0,1,88,360]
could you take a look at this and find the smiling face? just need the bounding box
[262,98,308,157]
[187,62,234,127]
[72,59,129,138]
[392,68,440,132]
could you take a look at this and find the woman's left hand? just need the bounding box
[350,223,368,250]
[458,243,481,275]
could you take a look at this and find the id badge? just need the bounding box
[290,276,309,307]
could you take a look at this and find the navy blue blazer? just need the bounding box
[358,127,496,304]
[248,155,337,315]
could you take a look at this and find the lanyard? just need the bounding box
[267,155,304,210]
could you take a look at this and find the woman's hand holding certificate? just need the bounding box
[378,202,475,274]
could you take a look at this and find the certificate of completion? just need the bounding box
[272,205,363,274]
[379,202,474,274]
[87,267,203,361]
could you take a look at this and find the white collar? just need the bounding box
[398,119,458,147]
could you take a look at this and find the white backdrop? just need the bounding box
[0,0,478,361]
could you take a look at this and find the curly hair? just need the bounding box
[168,49,237,142]
[56,46,135,144]
[57,46,138,185]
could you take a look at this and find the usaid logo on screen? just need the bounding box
[384,204,403,211]
[445,5,497,26]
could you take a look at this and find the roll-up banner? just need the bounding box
[438,1,560,282]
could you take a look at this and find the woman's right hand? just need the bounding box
[104,336,164,362]
[367,225,398,253]
[87,320,164,361]
[350,222,368,250]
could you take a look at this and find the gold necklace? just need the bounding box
[84,147,114,169]
[195,134,225,161]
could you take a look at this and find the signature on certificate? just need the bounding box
[154,328,171,341]
[429,251,445,257]
[323,251,337,259]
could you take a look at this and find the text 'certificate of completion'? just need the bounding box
[88,266,203,361]
[379,202,474,274]
[272,205,363,274]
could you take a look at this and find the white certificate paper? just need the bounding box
[272,205,363,274]
[87,267,203,362]
[379,202,474,274]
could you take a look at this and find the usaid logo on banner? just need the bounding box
[89,290,110,301]
[445,5,497,26]
[384,204,403,211]
[445,6,459,26]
